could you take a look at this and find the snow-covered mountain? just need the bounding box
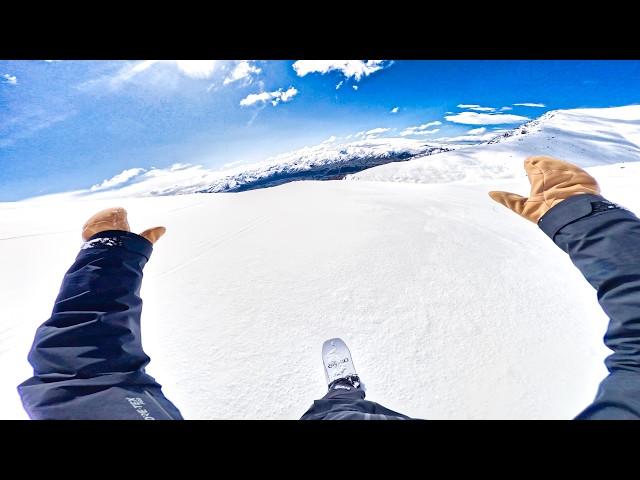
[59,138,456,201]
[194,138,455,194]
[349,105,640,184]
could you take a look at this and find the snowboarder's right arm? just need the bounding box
[490,156,640,419]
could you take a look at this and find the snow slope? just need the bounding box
[2,160,639,419]
[2,104,639,419]
[349,105,640,184]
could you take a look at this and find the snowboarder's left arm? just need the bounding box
[17,231,184,420]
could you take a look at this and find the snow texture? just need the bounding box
[1,105,639,419]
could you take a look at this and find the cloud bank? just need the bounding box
[457,104,496,112]
[2,74,17,85]
[240,86,298,107]
[513,102,546,107]
[445,112,529,125]
[292,60,390,81]
[223,61,261,85]
[90,168,147,192]
[400,121,442,136]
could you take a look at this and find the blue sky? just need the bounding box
[1,60,639,201]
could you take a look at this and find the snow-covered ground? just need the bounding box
[1,104,639,419]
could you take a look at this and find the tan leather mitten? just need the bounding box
[488,156,601,223]
[82,207,166,244]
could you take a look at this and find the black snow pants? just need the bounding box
[300,382,412,420]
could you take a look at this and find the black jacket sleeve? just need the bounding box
[538,193,640,419]
[17,231,183,420]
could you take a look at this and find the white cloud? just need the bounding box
[365,127,390,136]
[390,107,399,113]
[79,60,220,92]
[467,127,487,135]
[2,74,17,85]
[322,135,337,143]
[352,85,359,91]
[457,104,496,112]
[90,168,146,192]
[399,121,442,136]
[513,102,546,107]
[221,159,248,170]
[175,61,218,79]
[279,86,298,102]
[336,81,343,90]
[409,128,440,136]
[500,106,513,111]
[169,163,193,171]
[240,86,298,107]
[292,60,390,81]
[444,112,529,125]
[364,128,391,138]
[240,91,272,106]
[223,61,261,85]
